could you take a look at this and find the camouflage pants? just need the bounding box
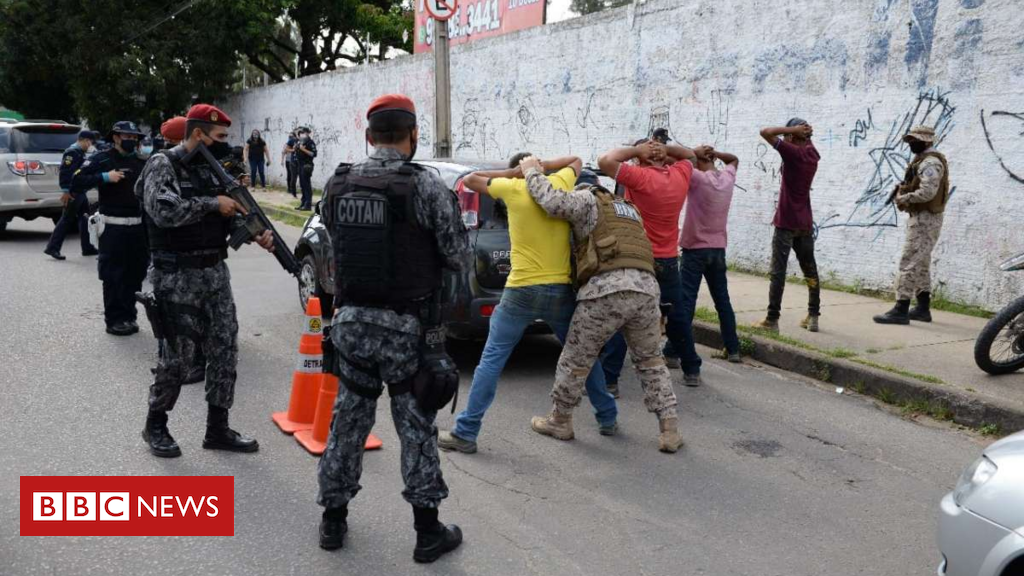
[896,211,944,301]
[148,261,238,412]
[552,291,678,421]
[317,322,448,510]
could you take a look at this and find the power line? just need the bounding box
[121,0,200,46]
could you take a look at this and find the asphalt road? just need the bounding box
[0,217,985,576]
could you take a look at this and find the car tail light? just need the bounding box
[457,180,479,229]
[7,160,45,176]
[480,304,495,317]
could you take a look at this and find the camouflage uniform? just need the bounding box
[523,168,678,421]
[894,150,945,301]
[136,153,239,411]
[317,147,470,510]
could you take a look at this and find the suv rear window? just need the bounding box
[0,128,9,153]
[11,126,79,153]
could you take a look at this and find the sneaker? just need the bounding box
[683,373,702,387]
[664,356,682,370]
[751,318,779,333]
[438,431,477,454]
[598,421,618,436]
[800,315,819,332]
[727,351,742,363]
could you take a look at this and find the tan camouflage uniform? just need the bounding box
[894,150,945,301]
[523,168,678,421]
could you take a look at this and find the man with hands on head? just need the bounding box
[438,152,620,454]
[518,155,683,453]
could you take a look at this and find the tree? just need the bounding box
[0,0,77,121]
[570,0,631,16]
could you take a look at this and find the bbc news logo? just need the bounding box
[20,476,233,536]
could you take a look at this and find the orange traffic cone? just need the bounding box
[294,373,383,454]
[271,297,324,434]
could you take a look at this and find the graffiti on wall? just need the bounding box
[980,109,1024,185]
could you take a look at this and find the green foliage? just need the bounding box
[570,0,632,16]
[979,423,1002,436]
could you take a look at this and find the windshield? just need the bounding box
[11,126,79,154]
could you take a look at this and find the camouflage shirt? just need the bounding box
[900,148,945,205]
[524,167,659,301]
[325,147,471,335]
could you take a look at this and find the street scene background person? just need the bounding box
[751,118,821,334]
[438,152,619,455]
[72,121,149,336]
[295,127,317,210]
[135,104,273,459]
[519,158,683,453]
[317,94,467,563]
[873,125,950,325]
[283,129,298,197]
[44,129,100,260]
[244,129,270,188]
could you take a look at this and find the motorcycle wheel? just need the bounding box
[975,296,1024,375]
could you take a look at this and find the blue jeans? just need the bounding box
[453,284,618,441]
[664,248,740,372]
[248,158,266,187]
[601,257,697,378]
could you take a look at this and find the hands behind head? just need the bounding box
[637,140,666,163]
[518,155,542,175]
[795,124,814,139]
[693,145,715,161]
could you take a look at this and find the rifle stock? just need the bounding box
[184,144,301,277]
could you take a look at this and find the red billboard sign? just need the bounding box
[414,0,546,54]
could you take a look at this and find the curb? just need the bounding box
[692,320,1024,434]
[263,204,310,229]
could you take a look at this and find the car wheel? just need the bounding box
[298,254,320,312]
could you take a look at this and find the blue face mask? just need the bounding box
[141,146,153,156]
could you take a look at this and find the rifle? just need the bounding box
[183,143,301,277]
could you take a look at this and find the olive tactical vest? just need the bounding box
[574,186,655,286]
[898,151,950,214]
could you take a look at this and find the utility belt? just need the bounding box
[151,249,227,271]
[87,213,143,247]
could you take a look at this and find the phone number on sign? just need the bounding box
[425,0,501,45]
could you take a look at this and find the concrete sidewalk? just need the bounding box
[698,270,1024,429]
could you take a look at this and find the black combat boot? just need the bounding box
[142,410,182,458]
[202,405,259,452]
[412,507,463,563]
[319,506,348,550]
[909,292,932,322]
[873,300,911,325]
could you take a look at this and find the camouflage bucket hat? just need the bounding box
[903,125,936,144]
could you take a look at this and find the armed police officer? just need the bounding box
[134,104,274,459]
[873,126,950,325]
[45,129,100,260]
[316,94,468,563]
[72,121,149,336]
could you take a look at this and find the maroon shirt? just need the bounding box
[771,139,820,231]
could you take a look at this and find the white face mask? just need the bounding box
[86,145,97,155]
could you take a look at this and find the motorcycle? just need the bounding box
[975,252,1024,374]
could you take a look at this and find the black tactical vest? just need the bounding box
[325,163,443,308]
[97,151,146,217]
[145,146,231,253]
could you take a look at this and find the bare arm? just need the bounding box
[663,143,697,162]
[598,145,646,179]
[714,149,739,167]
[243,143,249,163]
[760,125,812,145]
[541,156,582,176]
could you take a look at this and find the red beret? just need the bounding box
[186,104,232,127]
[367,94,416,119]
[160,116,187,142]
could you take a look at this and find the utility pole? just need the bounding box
[433,17,452,159]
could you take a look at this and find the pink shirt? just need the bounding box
[680,164,736,250]
[615,161,692,258]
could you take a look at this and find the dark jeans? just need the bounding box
[286,159,298,195]
[97,223,149,327]
[298,162,313,207]
[46,194,93,255]
[248,158,266,187]
[601,256,698,379]
[767,227,820,320]
[664,248,740,372]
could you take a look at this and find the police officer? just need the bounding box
[874,125,950,324]
[518,157,684,453]
[316,94,468,562]
[283,129,298,197]
[44,129,100,260]
[161,116,187,147]
[134,104,273,459]
[73,121,149,336]
[295,127,317,210]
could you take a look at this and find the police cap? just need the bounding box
[111,121,144,136]
[77,129,99,141]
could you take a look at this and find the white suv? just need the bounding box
[0,119,91,233]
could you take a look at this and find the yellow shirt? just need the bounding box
[487,168,576,287]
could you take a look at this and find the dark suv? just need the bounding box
[293,158,548,340]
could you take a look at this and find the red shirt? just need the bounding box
[615,161,693,258]
[772,139,820,231]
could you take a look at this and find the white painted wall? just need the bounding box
[221,0,1024,310]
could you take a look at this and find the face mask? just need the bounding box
[141,146,153,156]
[120,139,138,154]
[909,141,928,154]
[86,145,97,155]
[207,140,232,160]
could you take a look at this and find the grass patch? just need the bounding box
[850,358,945,385]
[899,398,954,421]
[826,347,858,359]
[979,423,1002,436]
[865,348,880,354]
[877,387,898,404]
[850,381,867,394]
[726,264,993,319]
[694,306,719,324]
[264,205,310,229]
[812,360,832,383]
